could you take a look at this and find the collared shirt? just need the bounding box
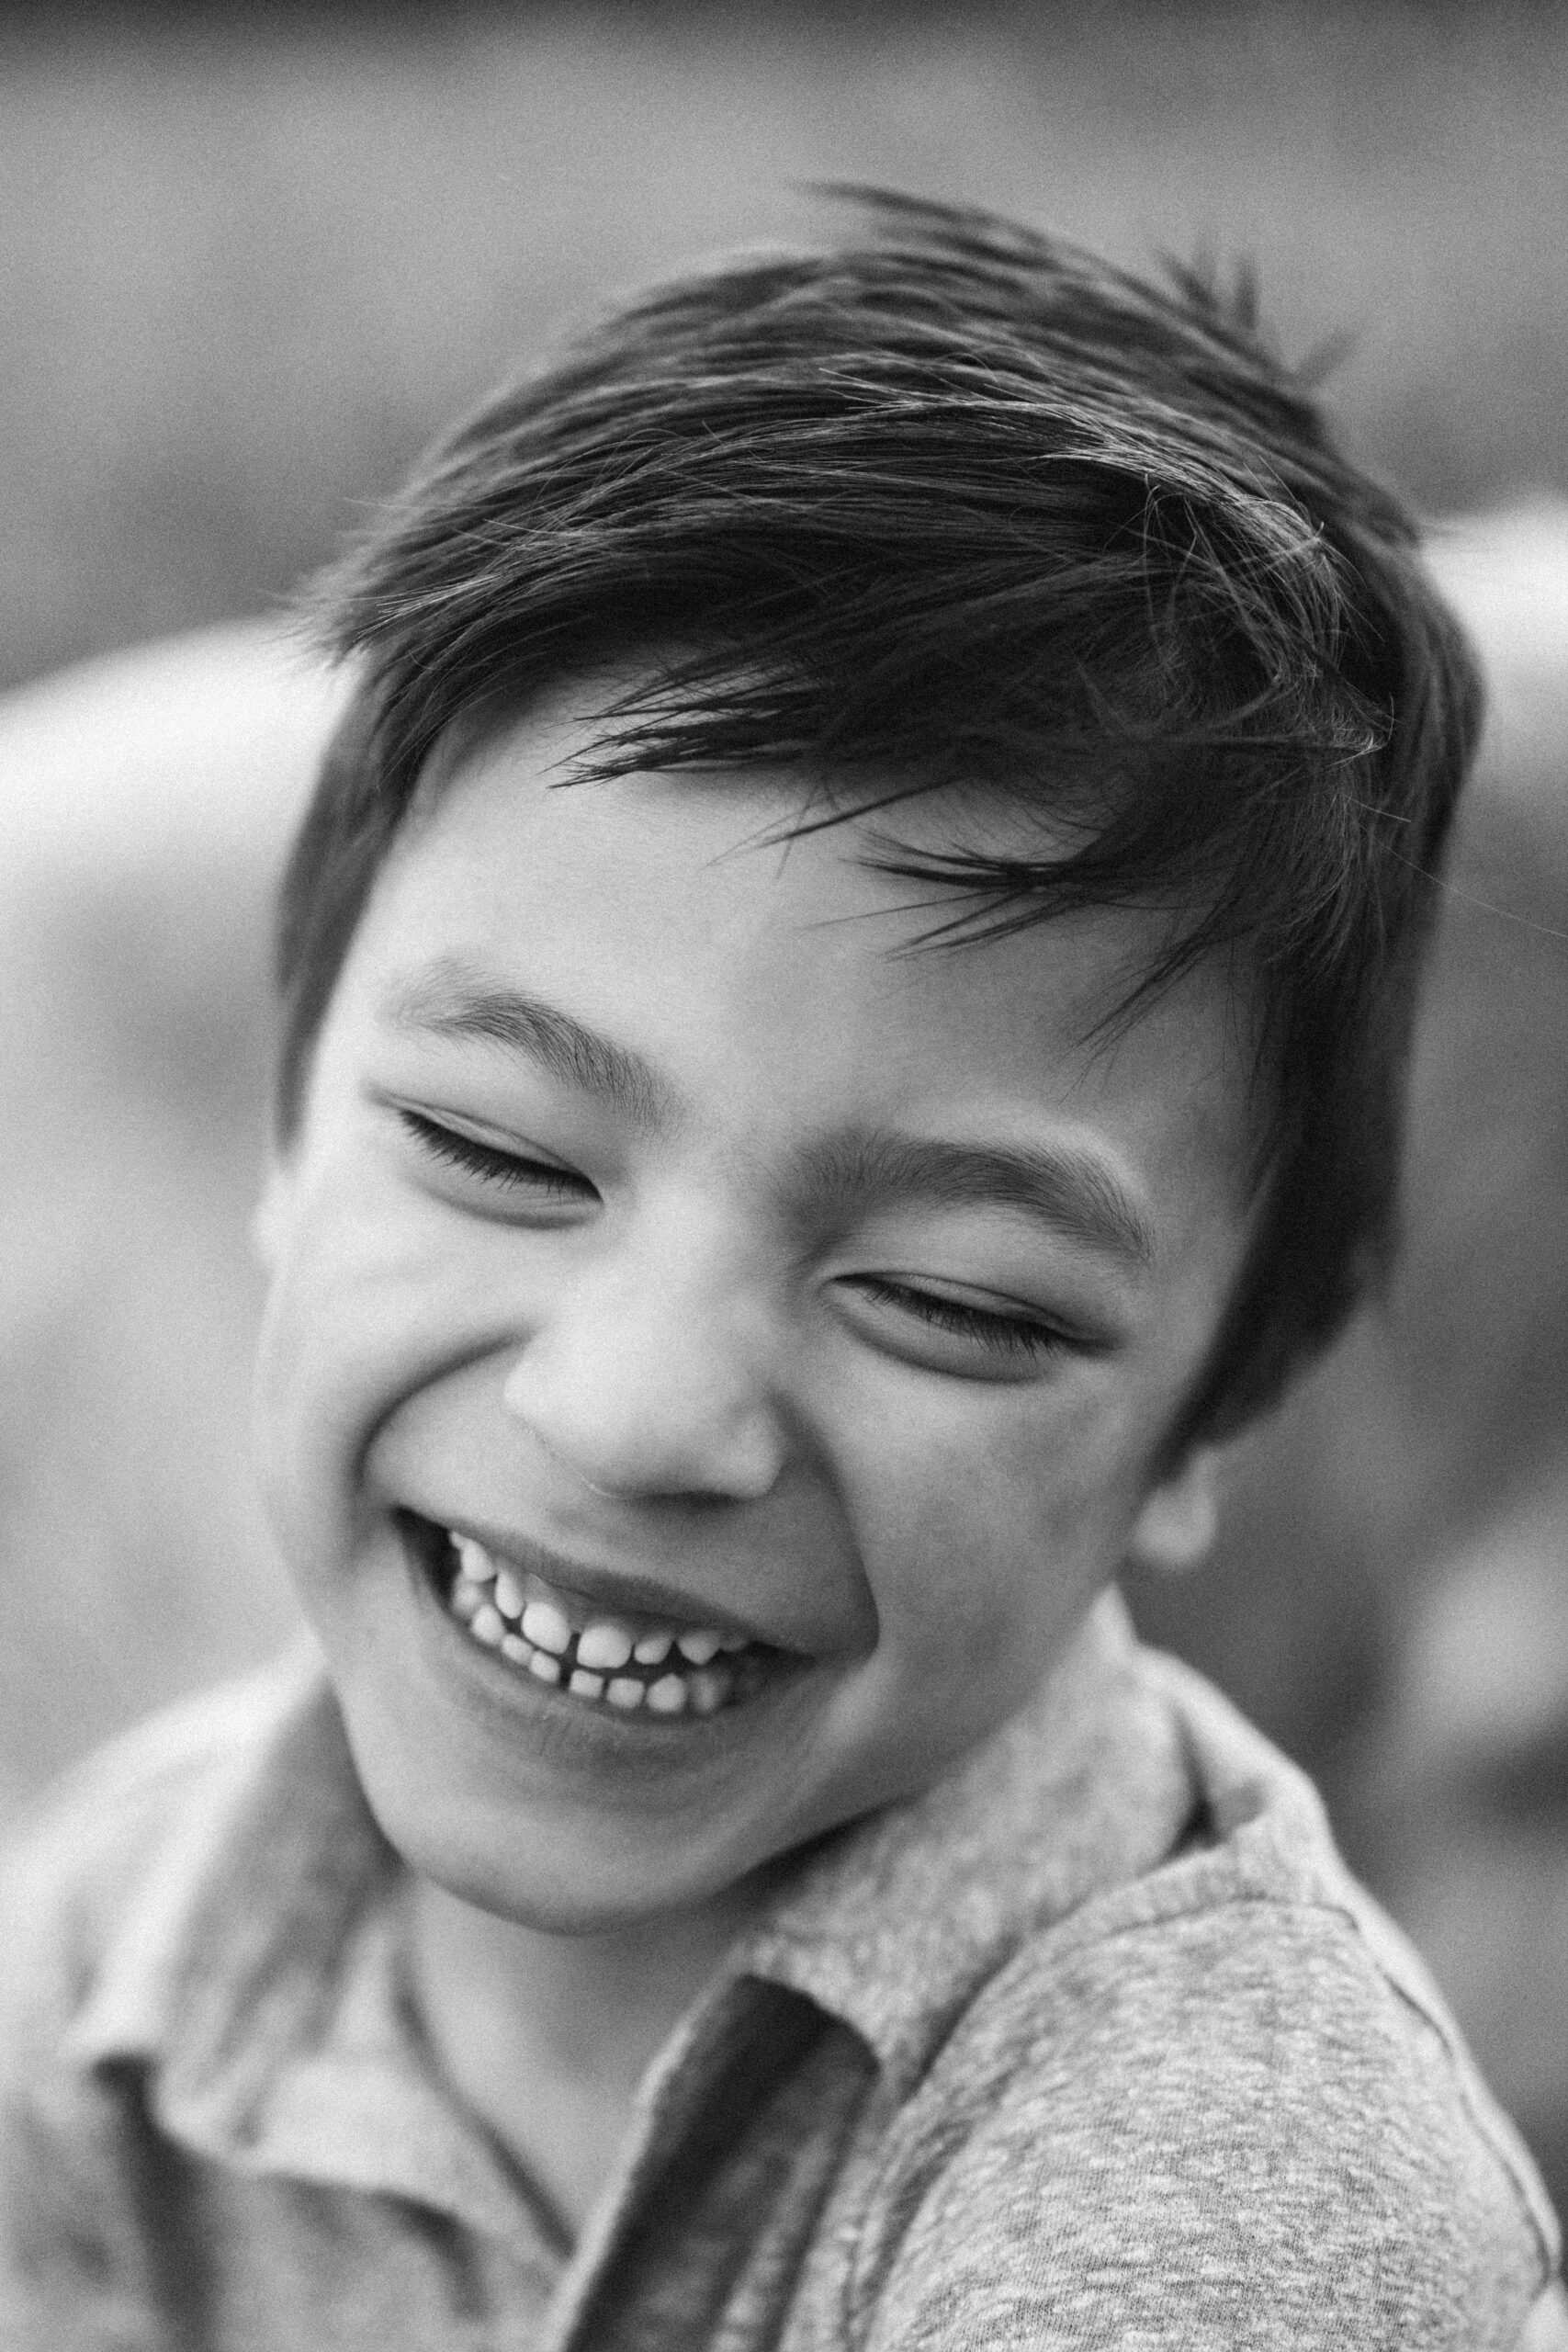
[2,1591,1561,2350]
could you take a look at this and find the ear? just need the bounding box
[1126,1443,1223,1575]
[250,1156,295,1276]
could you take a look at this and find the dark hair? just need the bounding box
[277,191,1483,1453]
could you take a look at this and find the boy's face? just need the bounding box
[254,684,1257,1932]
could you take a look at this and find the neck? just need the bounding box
[404,1869,775,2237]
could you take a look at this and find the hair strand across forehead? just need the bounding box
[276,190,1483,1446]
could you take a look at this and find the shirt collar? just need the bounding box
[66,1645,549,2247]
[733,1589,1195,2091]
[69,1590,1192,2177]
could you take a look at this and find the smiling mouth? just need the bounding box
[402,1511,791,1719]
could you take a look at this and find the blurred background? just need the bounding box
[2,0,1565,2210]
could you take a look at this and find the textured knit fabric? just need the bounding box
[2,1591,1561,2350]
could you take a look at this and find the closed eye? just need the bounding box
[844,1274,1071,1363]
[398,1108,595,1202]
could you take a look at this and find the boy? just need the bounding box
[4,194,1562,2347]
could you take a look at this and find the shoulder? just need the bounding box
[851,1661,1558,2351]
[1,1648,325,2058]
[0,1654,331,2345]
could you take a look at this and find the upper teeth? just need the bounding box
[442,1530,751,1712]
[520,1598,572,1656]
[455,1534,496,1584]
[577,1623,634,1671]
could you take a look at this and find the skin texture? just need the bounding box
[253,685,1258,2221]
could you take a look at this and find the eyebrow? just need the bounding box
[380,962,677,1132]
[796,1130,1156,1272]
[381,962,1154,1269]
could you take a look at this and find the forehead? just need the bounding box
[346,689,1258,1247]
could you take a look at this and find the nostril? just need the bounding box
[501,1343,787,1505]
[509,1413,635,1501]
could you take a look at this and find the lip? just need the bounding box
[399,1505,804,1653]
[395,1513,818,1747]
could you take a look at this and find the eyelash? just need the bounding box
[852,1275,1065,1360]
[399,1111,592,1201]
[400,1113,1066,1363]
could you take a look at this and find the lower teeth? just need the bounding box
[445,1566,739,1715]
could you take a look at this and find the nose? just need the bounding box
[500,1240,790,1504]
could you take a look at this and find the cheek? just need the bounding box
[847,1375,1144,1683]
[253,1173,468,1568]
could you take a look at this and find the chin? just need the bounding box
[371,1755,790,1935]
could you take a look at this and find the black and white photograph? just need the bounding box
[3,5,1566,2344]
